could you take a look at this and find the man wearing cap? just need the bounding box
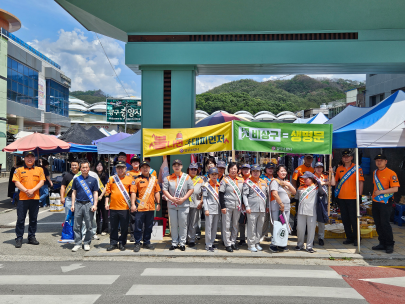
[335,150,364,246]
[13,151,46,248]
[260,163,275,240]
[238,163,251,246]
[292,154,315,234]
[105,161,134,251]
[112,152,132,175]
[371,154,399,254]
[242,164,269,252]
[162,159,194,251]
[71,160,99,252]
[131,161,161,252]
[187,163,204,247]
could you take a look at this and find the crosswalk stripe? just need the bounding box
[127,285,364,299]
[0,275,119,285]
[0,295,101,304]
[141,268,343,279]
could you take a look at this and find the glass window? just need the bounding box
[28,77,33,88]
[7,68,12,78]
[7,57,11,68]
[23,66,29,76]
[12,59,18,71]
[11,69,18,82]
[28,88,34,97]
[17,62,23,74]
[29,68,35,78]
[34,81,38,91]
[18,83,23,94]
[34,90,38,98]
[17,72,23,84]
[7,79,11,91]
[12,80,17,92]
[10,91,17,102]
[23,85,28,96]
[23,75,29,87]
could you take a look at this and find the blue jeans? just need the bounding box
[133,211,154,245]
[39,185,49,206]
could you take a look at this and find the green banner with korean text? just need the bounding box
[233,121,332,154]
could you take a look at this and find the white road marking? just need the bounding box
[61,263,86,273]
[360,276,405,288]
[0,275,119,285]
[127,285,364,299]
[141,268,343,279]
[0,295,101,304]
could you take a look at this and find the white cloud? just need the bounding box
[196,75,240,94]
[28,29,137,97]
[307,74,366,82]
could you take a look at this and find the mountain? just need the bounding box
[197,75,365,115]
[70,89,110,104]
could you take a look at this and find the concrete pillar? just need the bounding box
[55,125,61,135]
[17,117,24,132]
[42,123,49,135]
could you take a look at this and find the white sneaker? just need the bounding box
[101,232,107,236]
[249,246,258,252]
[72,245,81,252]
[256,244,263,251]
[83,244,90,251]
[92,235,100,240]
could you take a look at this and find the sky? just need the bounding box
[2,0,366,97]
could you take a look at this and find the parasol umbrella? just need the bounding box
[195,111,249,127]
[3,132,71,155]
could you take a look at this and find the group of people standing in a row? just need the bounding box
[12,149,399,255]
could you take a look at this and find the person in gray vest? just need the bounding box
[220,162,244,252]
[260,162,275,241]
[187,163,204,247]
[268,165,296,253]
[242,164,269,252]
[295,171,324,253]
[202,167,221,252]
[162,159,194,251]
[238,163,251,246]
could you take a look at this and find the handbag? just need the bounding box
[61,211,74,240]
[270,209,289,247]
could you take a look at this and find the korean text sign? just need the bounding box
[233,121,332,154]
[143,122,233,157]
[106,99,141,123]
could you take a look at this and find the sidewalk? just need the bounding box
[85,223,405,260]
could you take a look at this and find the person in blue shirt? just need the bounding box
[111,152,132,175]
[71,160,99,252]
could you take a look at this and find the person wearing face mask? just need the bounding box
[186,163,204,247]
[238,163,251,246]
[219,162,243,252]
[242,164,269,252]
[162,159,194,251]
[294,172,324,253]
[202,167,221,252]
[268,165,296,253]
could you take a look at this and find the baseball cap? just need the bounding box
[189,163,198,169]
[24,151,35,157]
[251,164,261,171]
[302,171,315,179]
[217,160,226,168]
[115,161,127,167]
[139,161,150,168]
[208,167,219,175]
[342,150,352,156]
[172,159,182,165]
[314,162,324,168]
[241,163,251,169]
[304,154,313,158]
[118,151,126,157]
[130,156,141,164]
[197,162,203,168]
[265,163,275,169]
[374,154,387,160]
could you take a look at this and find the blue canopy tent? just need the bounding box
[332,90,405,253]
[69,144,98,153]
[96,131,141,154]
[294,112,329,124]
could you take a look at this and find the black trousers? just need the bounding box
[15,199,39,240]
[110,209,129,246]
[372,200,395,247]
[339,199,358,241]
[96,197,109,234]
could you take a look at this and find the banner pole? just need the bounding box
[355,148,361,254]
[232,120,235,162]
[328,154,332,217]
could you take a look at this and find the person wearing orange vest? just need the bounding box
[371,154,399,254]
[131,161,161,252]
[334,150,364,246]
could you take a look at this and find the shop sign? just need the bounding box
[106,99,141,123]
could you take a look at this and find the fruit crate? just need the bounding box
[324,231,346,239]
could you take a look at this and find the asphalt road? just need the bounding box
[0,262,368,304]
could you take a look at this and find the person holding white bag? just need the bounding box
[295,171,325,253]
[268,165,296,253]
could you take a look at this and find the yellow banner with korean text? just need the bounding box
[143,121,233,157]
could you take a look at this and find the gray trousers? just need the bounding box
[168,207,189,246]
[318,222,325,239]
[205,214,219,248]
[270,208,290,246]
[73,202,93,245]
[187,208,200,243]
[262,212,271,238]
[247,212,265,248]
[222,208,240,247]
[297,214,317,250]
